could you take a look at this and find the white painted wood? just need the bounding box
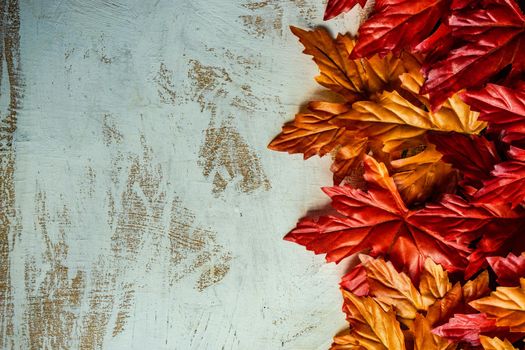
[2,1,366,349]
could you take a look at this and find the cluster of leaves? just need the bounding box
[333,254,525,349]
[268,0,525,348]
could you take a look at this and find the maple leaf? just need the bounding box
[268,102,355,160]
[421,0,525,108]
[461,84,525,144]
[487,253,525,287]
[414,314,458,350]
[351,0,449,59]
[470,278,525,332]
[475,147,525,209]
[269,28,423,188]
[340,292,406,350]
[288,26,418,103]
[284,156,472,281]
[431,313,498,346]
[333,77,484,150]
[413,197,524,278]
[479,336,518,350]
[324,0,368,20]
[358,255,428,320]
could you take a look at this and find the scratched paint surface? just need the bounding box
[0,1,368,349]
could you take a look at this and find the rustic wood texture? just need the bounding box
[0,1,369,349]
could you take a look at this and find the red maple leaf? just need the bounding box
[487,253,525,286]
[461,83,525,144]
[324,0,368,20]
[351,0,449,58]
[284,156,481,281]
[340,264,369,295]
[432,313,498,346]
[475,147,525,209]
[422,0,525,109]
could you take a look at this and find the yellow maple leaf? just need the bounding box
[479,336,518,350]
[289,26,419,103]
[359,255,426,320]
[342,292,406,350]
[413,314,457,350]
[470,278,525,332]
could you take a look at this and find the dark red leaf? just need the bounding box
[324,0,368,20]
[461,83,525,143]
[351,0,448,58]
[428,132,501,188]
[411,197,525,278]
[415,23,454,63]
[487,253,525,286]
[475,147,525,209]
[422,0,525,109]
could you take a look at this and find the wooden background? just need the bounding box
[0,1,370,349]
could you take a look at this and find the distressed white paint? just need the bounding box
[7,1,366,349]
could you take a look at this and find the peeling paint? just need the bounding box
[24,192,85,350]
[154,62,177,105]
[199,118,271,196]
[0,0,22,348]
[187,59,231,113]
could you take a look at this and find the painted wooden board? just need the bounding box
[0,1,369,349]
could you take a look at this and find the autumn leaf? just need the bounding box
[331,328,366,349]
[284,156,472,281]
[470,278,525,332]
[461,84,525,144]
[269,27,422,187]
[479,336,518,350]
[428,132,501,189]
[488,253,525,287]
[351,0,449,58]
[331,68,484,158]
[474,147,525,209]
[431,313,498,346]
[341,292,406,350]
[333,90,483,150]
[289,26,418,103]
[414,198,524,278]
[341,264,369,296]
[419,256,453,303]
[422,0,525,108]
[414,314,457,350]
[268,102,355,160]
[359,255,427,320]
[324,0,368,20]
[389,145,456,205]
